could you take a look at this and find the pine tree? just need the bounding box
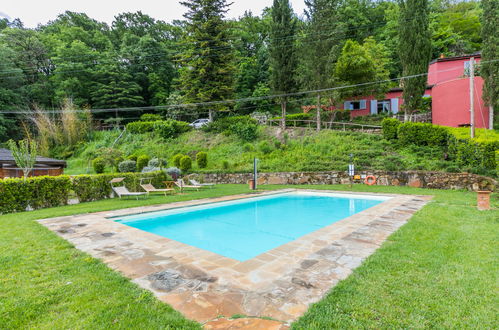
[303,0,343,130]
[398,0,432,121]
[178,0,234,120]
[480,0,498,129]
[269,0,297,129]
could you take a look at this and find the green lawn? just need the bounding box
[1,184,497,328]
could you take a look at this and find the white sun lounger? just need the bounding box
[110,178,147,200]
[189,179,215,188]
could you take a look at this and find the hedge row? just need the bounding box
[0,171,168,214]
[126,120,191,139]
[381,118,498,171]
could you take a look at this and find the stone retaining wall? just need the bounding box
[199,171,496,191]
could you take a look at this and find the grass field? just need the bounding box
[1,184,497,328]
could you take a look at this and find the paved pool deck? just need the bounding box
[38,189,432,328]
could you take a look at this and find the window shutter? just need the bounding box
[360,100,367,110]
[370,100,377,115]
[390,98,399,114]
[344,101,351,110]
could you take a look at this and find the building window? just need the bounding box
[377,100,391,114]
[344,100,367,110]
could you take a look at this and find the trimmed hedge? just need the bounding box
[196,152,208,168]
[0,176,72,214]
[398,122,448,147]
[202,116,257,134]
[381,118,401,140]
[0,171,168,214]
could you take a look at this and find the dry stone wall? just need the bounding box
[200,171,496,191]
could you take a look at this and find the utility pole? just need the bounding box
[316,93,321,131]
[469,57,475,138]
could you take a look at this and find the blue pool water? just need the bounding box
[114,192,388,261]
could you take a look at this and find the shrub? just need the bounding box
[229,122,259,141]
[153,120,191,139]
[203,116,257,134]
[173,154,184,167]
[384,155,406,171]
[222,160,230,169]
[118,160,137,173]
[126,121,156,134]
[136,155,150,172]
[92,157,105,174]
[398,122,448,146]
[127,154,138,161]
[140,113,162,121]
[179,155,192,172]
[258,140,273,154]
[0,176,72,214]
[382,118,401,140]
[165,167,181,180]
[242,143,254,152]
[196,152,208,168]
[148,158,167,168]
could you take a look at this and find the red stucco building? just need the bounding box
[311,54,491,129]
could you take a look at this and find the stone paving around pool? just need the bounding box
[38,189,432,328]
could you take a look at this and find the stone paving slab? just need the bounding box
[38,189,432,328]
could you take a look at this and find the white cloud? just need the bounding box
[1,0,307,28]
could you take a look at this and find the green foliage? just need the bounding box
[140,113,162,121]
[179,155,192,172]
[126,120,191,139]
[222,160,230,169]
[229,122,259,141]
[258,140,273,154]
[203,116,257,134]
[382,118,401,140]
[196,152,208,168]
[447,129,499,173]
[397,122,448,147]
[92,157,106,174]
[481,0,499,114]
[126,121,156,134]
[399,0,432,115]
[148,158,167,168]
[136,155,150,172]
[118,160,137,173]
[173,154,184,168]
[0,176,71,214]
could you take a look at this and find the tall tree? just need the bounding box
[398,0,432,121]
[302,0,343,130]
[269,0,297,129]
[178,0,234,120]
[480,0,498,129]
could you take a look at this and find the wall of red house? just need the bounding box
[432,76,489,128]
[428,57,481,85]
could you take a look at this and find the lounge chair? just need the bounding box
[140,179,175,196]
[110,178,147,200]
[189,178,215,188]
[174,179,201,192]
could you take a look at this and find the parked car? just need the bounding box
[189,118,211,129]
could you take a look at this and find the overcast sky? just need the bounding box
[1,0,308,28]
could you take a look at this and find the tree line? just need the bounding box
[0,0,495,141]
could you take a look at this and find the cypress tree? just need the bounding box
[178,0,234,120]
[480,0,498,129]
[269,0,297,129]
[398,0,431,121]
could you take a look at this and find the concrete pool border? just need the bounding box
[38,189,432,326]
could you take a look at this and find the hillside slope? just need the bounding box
[65,127,458,175]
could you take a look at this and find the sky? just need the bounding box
[1,0,308,28]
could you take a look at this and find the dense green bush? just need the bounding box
[153,120,191,139]
[148,158,167,168]
[179,155,192,172]
[222,160,230,169]
[0,176,72,214]
[136,155,150,172]
[126,120,190,139]
[92,157,105,174]
[165,167,181,180]
[118,160,137,173]
[173,154,184,167]
[273,113,314,127]
[398,122,448,146]
[203,116,257,134]
[140,113,162,121]
[381,118,401,140]
[229,122,259,141]
[196,152,208,168]
[258,140,273,154]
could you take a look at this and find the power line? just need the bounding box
[3,62,493,115]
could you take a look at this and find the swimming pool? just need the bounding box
[114,191,391,261]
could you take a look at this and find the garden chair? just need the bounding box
[174,179,201,192]
[189,178,215,188]
[140,178,175,196]
[110,178,147,200]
